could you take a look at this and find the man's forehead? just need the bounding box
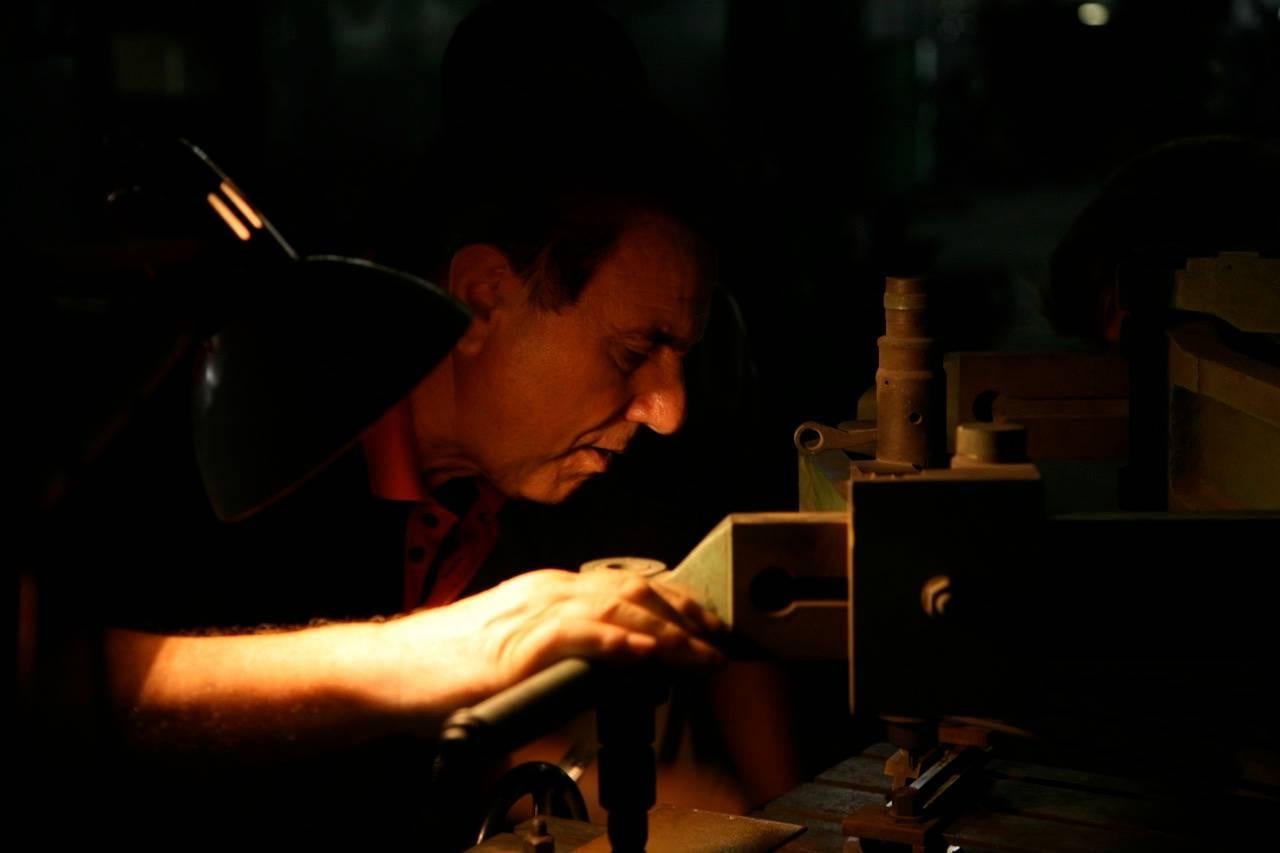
[585,215,711,337]
[598,273,710,349]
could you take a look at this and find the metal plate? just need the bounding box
[576,805,805,852]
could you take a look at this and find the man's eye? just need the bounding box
[616,347,649,372]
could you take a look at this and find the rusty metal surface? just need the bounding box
[573,805,805,852]
[876,277,946,468]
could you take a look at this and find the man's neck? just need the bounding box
[405,358,483,492]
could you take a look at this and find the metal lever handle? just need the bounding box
[793,420,877,455]
[441,658,597,759]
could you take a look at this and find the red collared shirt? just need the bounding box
[361,399,505,611]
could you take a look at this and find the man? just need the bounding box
[22,199,722,853]
[95,200,723,752]
[25,8,746,840]
[2,0,706,758]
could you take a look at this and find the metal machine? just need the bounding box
[455,260,1279,851]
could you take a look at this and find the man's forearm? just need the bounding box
[105,620,452,754]
[100,568,723,757]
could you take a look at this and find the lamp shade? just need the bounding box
[80,138,469,522]
[153,140,473,522]
[193,255,469,521]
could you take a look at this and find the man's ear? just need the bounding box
[448,244,514,356]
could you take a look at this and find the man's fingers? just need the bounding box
[481,570,729,693]
[534,612,723,674]
[619,580,694,631]
[650,581,725,633]
[598,598,698,644]
[530,622,656,670]
[591,599,724,665]
[682,634,726,665]
[609,575,722,635]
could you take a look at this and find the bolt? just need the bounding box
[522,816,554,853]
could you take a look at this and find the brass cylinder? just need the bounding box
[876,276,944,467]
[953,422,1028,466]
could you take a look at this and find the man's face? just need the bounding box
[444,214,710,503]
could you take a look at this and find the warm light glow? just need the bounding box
[1078,3,1110,26]
[207,192,251,241]
[220,181,263,229]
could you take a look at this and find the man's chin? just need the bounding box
[516,471,598,505]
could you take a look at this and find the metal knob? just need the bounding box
[954,422,1028,465]
[580,557,667,577]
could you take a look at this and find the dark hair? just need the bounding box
[469,194,671,310]
[441,164,715,310]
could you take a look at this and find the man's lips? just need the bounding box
[592,444,627,455]
[576,446,622,472]
[562,430,633,473]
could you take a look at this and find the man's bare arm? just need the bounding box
[106,569,723,754]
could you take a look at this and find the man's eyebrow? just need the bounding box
[622,327,697,351]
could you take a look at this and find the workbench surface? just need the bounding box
[755,742,1271,852]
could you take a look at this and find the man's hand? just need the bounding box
[381,569,725,722]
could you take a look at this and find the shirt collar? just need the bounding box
[360,398,508,518]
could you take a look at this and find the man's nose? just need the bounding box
[625,348,687,435]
